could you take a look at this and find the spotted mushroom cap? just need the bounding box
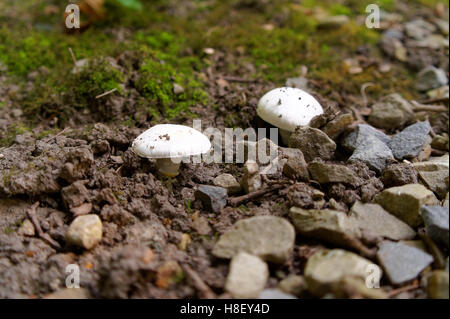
[257,87,324,132]
[132,124,211,159]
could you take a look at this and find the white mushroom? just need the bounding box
[257,87,324,144]
[132,124,211,177]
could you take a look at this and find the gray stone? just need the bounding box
[374,184,440,227]
[348,134,394,173]
[308,161,362,185]
[376,241,433,285]
[349,202,416,242]
[66,214,103,250]
[225,252,269,299]
[342,124,391,152]
[213,174,241,195]
[173,83,185,95]
[368,94,414,130]
[427,270,449,299]
[259,289,297,299]
[421,206,449,248]
[389,122,431,160]
[241,160,262,193]
[213,216,295,263]
[416,66,448,91]
[195,185,228,213]
[285,77,308,90]
[304,249,373,297]
[405,19,437,40]
[289,126,336,162]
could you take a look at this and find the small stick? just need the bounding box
[181,264,216,299]
[228,184,286,206]
[68,47,77,67]
[95,88,117,99]
[387,281,419,298]
[342,233,377,259]
[43,126,71,143]
[26,202,61,250]
[411,100,448,113]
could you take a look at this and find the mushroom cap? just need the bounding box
[132,124,211,159]
[257,87,323,132]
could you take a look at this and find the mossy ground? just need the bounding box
[0,0,448,146]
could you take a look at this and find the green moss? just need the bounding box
[0,123,31,147]
[135,31,208,120]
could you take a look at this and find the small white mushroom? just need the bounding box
[132,124,211,177]
[257,87,324,144]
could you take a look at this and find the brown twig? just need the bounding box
[27,202,61,250]
[387,280,419,298]
[181,264,216,299]
[342,233,377,259]
[228,184,286,206]
[43,126,71,143]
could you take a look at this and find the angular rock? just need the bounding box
[225,252,269,299]
[427,270,449,299]
[416,66,448,91]
[421,206,449,248]
[342,124,391,152]
[282,149,309,181]
[389,122,431,160]
[308,161,363,186]
[368,93,414,130]
[348,134,394,173]
[374,184,440,227]
[213,174,241,195]
[349,202,416,242]
[241,160,262,193]
[382,163,418,187]
[259,289,297,299]
[289,126,336,162]
[213,216,295,263]
[415,154,449,168]
[66,214,103,250]
[376,241,433,285]
[289,207,360,248]
[322,113,354,140]
[195,185,228,213]
[304,249,373,296]
[418,169,449,199]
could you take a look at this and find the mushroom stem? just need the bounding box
[155,158,181,177]
[279,129,292,146]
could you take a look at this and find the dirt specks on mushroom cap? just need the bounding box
[132,124,211,159]
[257,87,324,132]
